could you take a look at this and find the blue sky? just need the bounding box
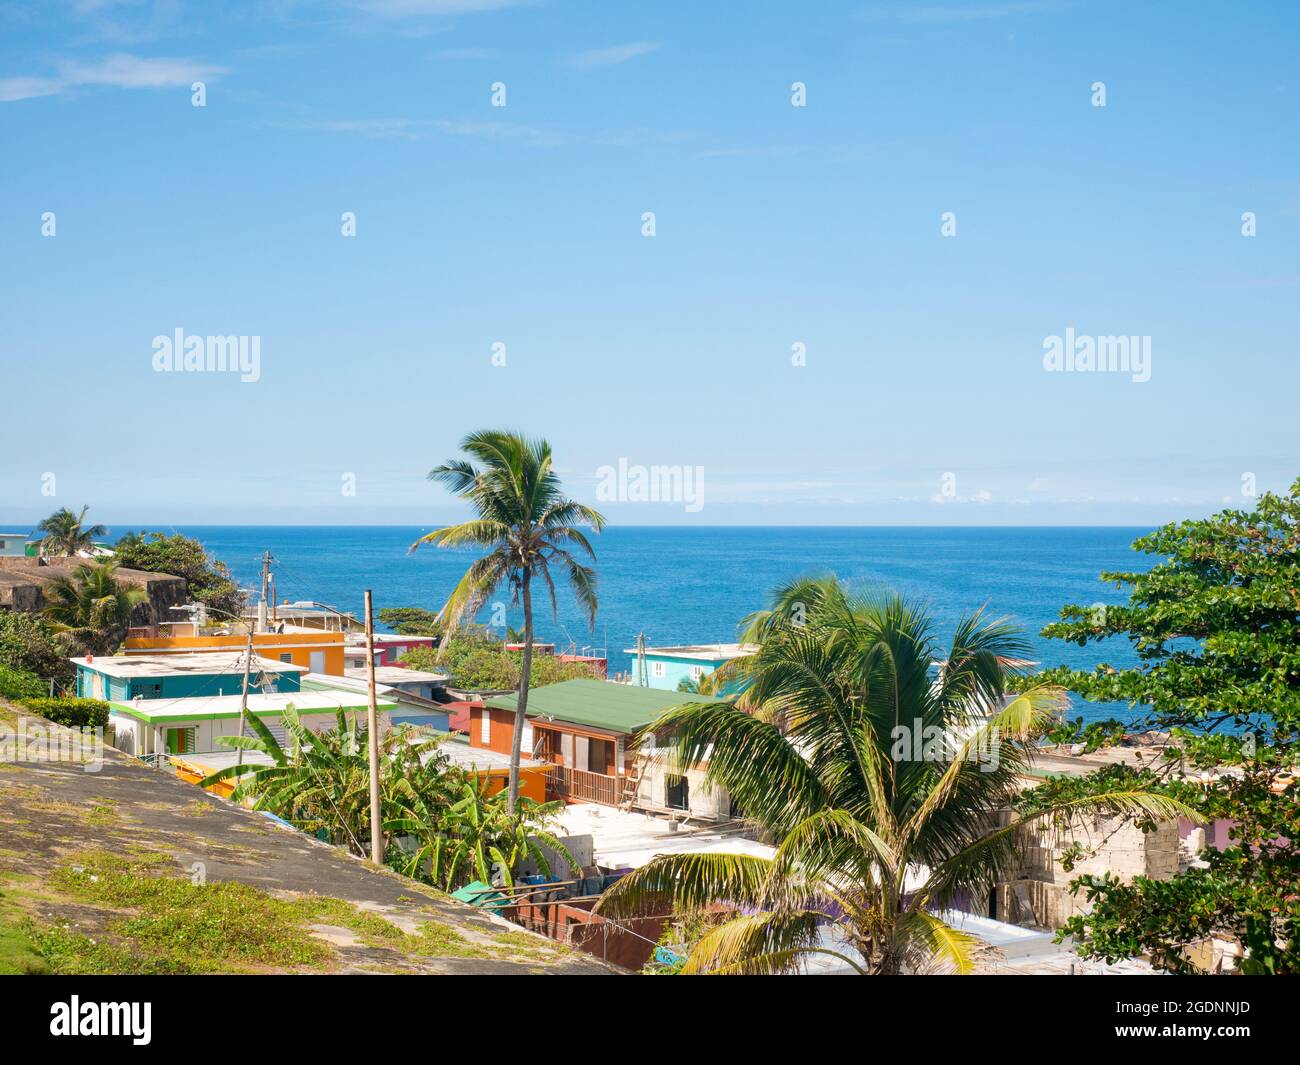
[1,0,1297,526]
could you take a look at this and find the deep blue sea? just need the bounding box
[131,526,1151,725]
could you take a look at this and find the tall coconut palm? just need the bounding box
[42,561,146,655]
[410,430,606,811]
[36,506,107,557]
[597,576,1196,974]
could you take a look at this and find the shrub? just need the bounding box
[0,611,70,681]
[0,665,47,702]
[18,697,110,729]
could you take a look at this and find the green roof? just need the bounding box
[485,678,726,735]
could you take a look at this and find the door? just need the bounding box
[309,650,325,674]
[666,774,689,811]
[165,727,194,755]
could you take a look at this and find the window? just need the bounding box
[279,653,293,663]
[666,774,689,811]
[651,661,666,678]
[479,710,492,745]
[689,665,707,681]
[135,682,163,700]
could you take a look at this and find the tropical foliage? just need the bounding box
[0,611,71,682]
[111,531,247,618]
[405,634,600,692]
[200,707,572,891]
[1035,480,1300,973]
[376,607,444,637]
[411,430,605,809]
[42,561,147,656]
[598,576,1193,975]
[388,780,572,890]
[35,506,106,557]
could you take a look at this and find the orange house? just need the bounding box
[123,630,346,676]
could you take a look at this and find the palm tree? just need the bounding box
[201,706,454,858]
[36,506,107,557]
[410,430,606,811]
[598,576,1196,975]
[42,561,146,655]
[388,777,574,891]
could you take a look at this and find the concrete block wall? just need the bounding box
[1001,814,1181,929]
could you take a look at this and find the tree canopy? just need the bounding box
[1036,479,1300,973]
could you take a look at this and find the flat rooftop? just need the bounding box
[109,689,396,722]
[554,804,773,870]
[346,633,436,645]
[345,666,449,685]
[621,643,756,661]
[72,652,308,679]
[437,739,548,773]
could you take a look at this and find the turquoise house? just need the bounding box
[0,532,32,557]
[73,652,305,703]
[623,643,756,692]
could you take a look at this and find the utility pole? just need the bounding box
[364,590,383,867]
[258,550,273,633]
[235,626,254,770]
[635,631,648,688]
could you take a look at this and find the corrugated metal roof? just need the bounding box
[485,678,726,735]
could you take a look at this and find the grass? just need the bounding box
[1,847,577,974]
[0,914,50,974]
[43,851,333,973]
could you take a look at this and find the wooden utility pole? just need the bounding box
[364,590,383,867]
[235,626,254,770]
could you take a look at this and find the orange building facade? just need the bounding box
[123,631,346,676]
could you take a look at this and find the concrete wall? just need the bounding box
[109,709,377,757]
[632,655,723,692]
[1000,812,1182,929]
[125,632,345,675]
[79,665,301,701]
[634,751,733,820]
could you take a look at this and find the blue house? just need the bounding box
[623,643,756,692]
[73,652,305,703]
[0,532,33,557]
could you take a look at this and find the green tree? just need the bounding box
[0,611,71,681]
[35,506,106,557]
[376,607,444,637]
[598,576,1191,974]
[41,562,147,656]
[1036,479,1300,973]
[388,778,574,891]
[410,430,606,811]
[111,531,247,619]
[201,706,455,858]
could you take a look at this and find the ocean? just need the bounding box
[140,525,1153,725]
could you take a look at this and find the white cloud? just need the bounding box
[569,41,662,68]
[59,53,224,88]
[0,52,225,104]
[0,76,64,103]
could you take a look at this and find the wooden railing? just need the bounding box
[548,766,621,806]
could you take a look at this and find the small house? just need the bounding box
[622,643,755,691]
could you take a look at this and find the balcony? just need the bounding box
[547,765,622,806]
